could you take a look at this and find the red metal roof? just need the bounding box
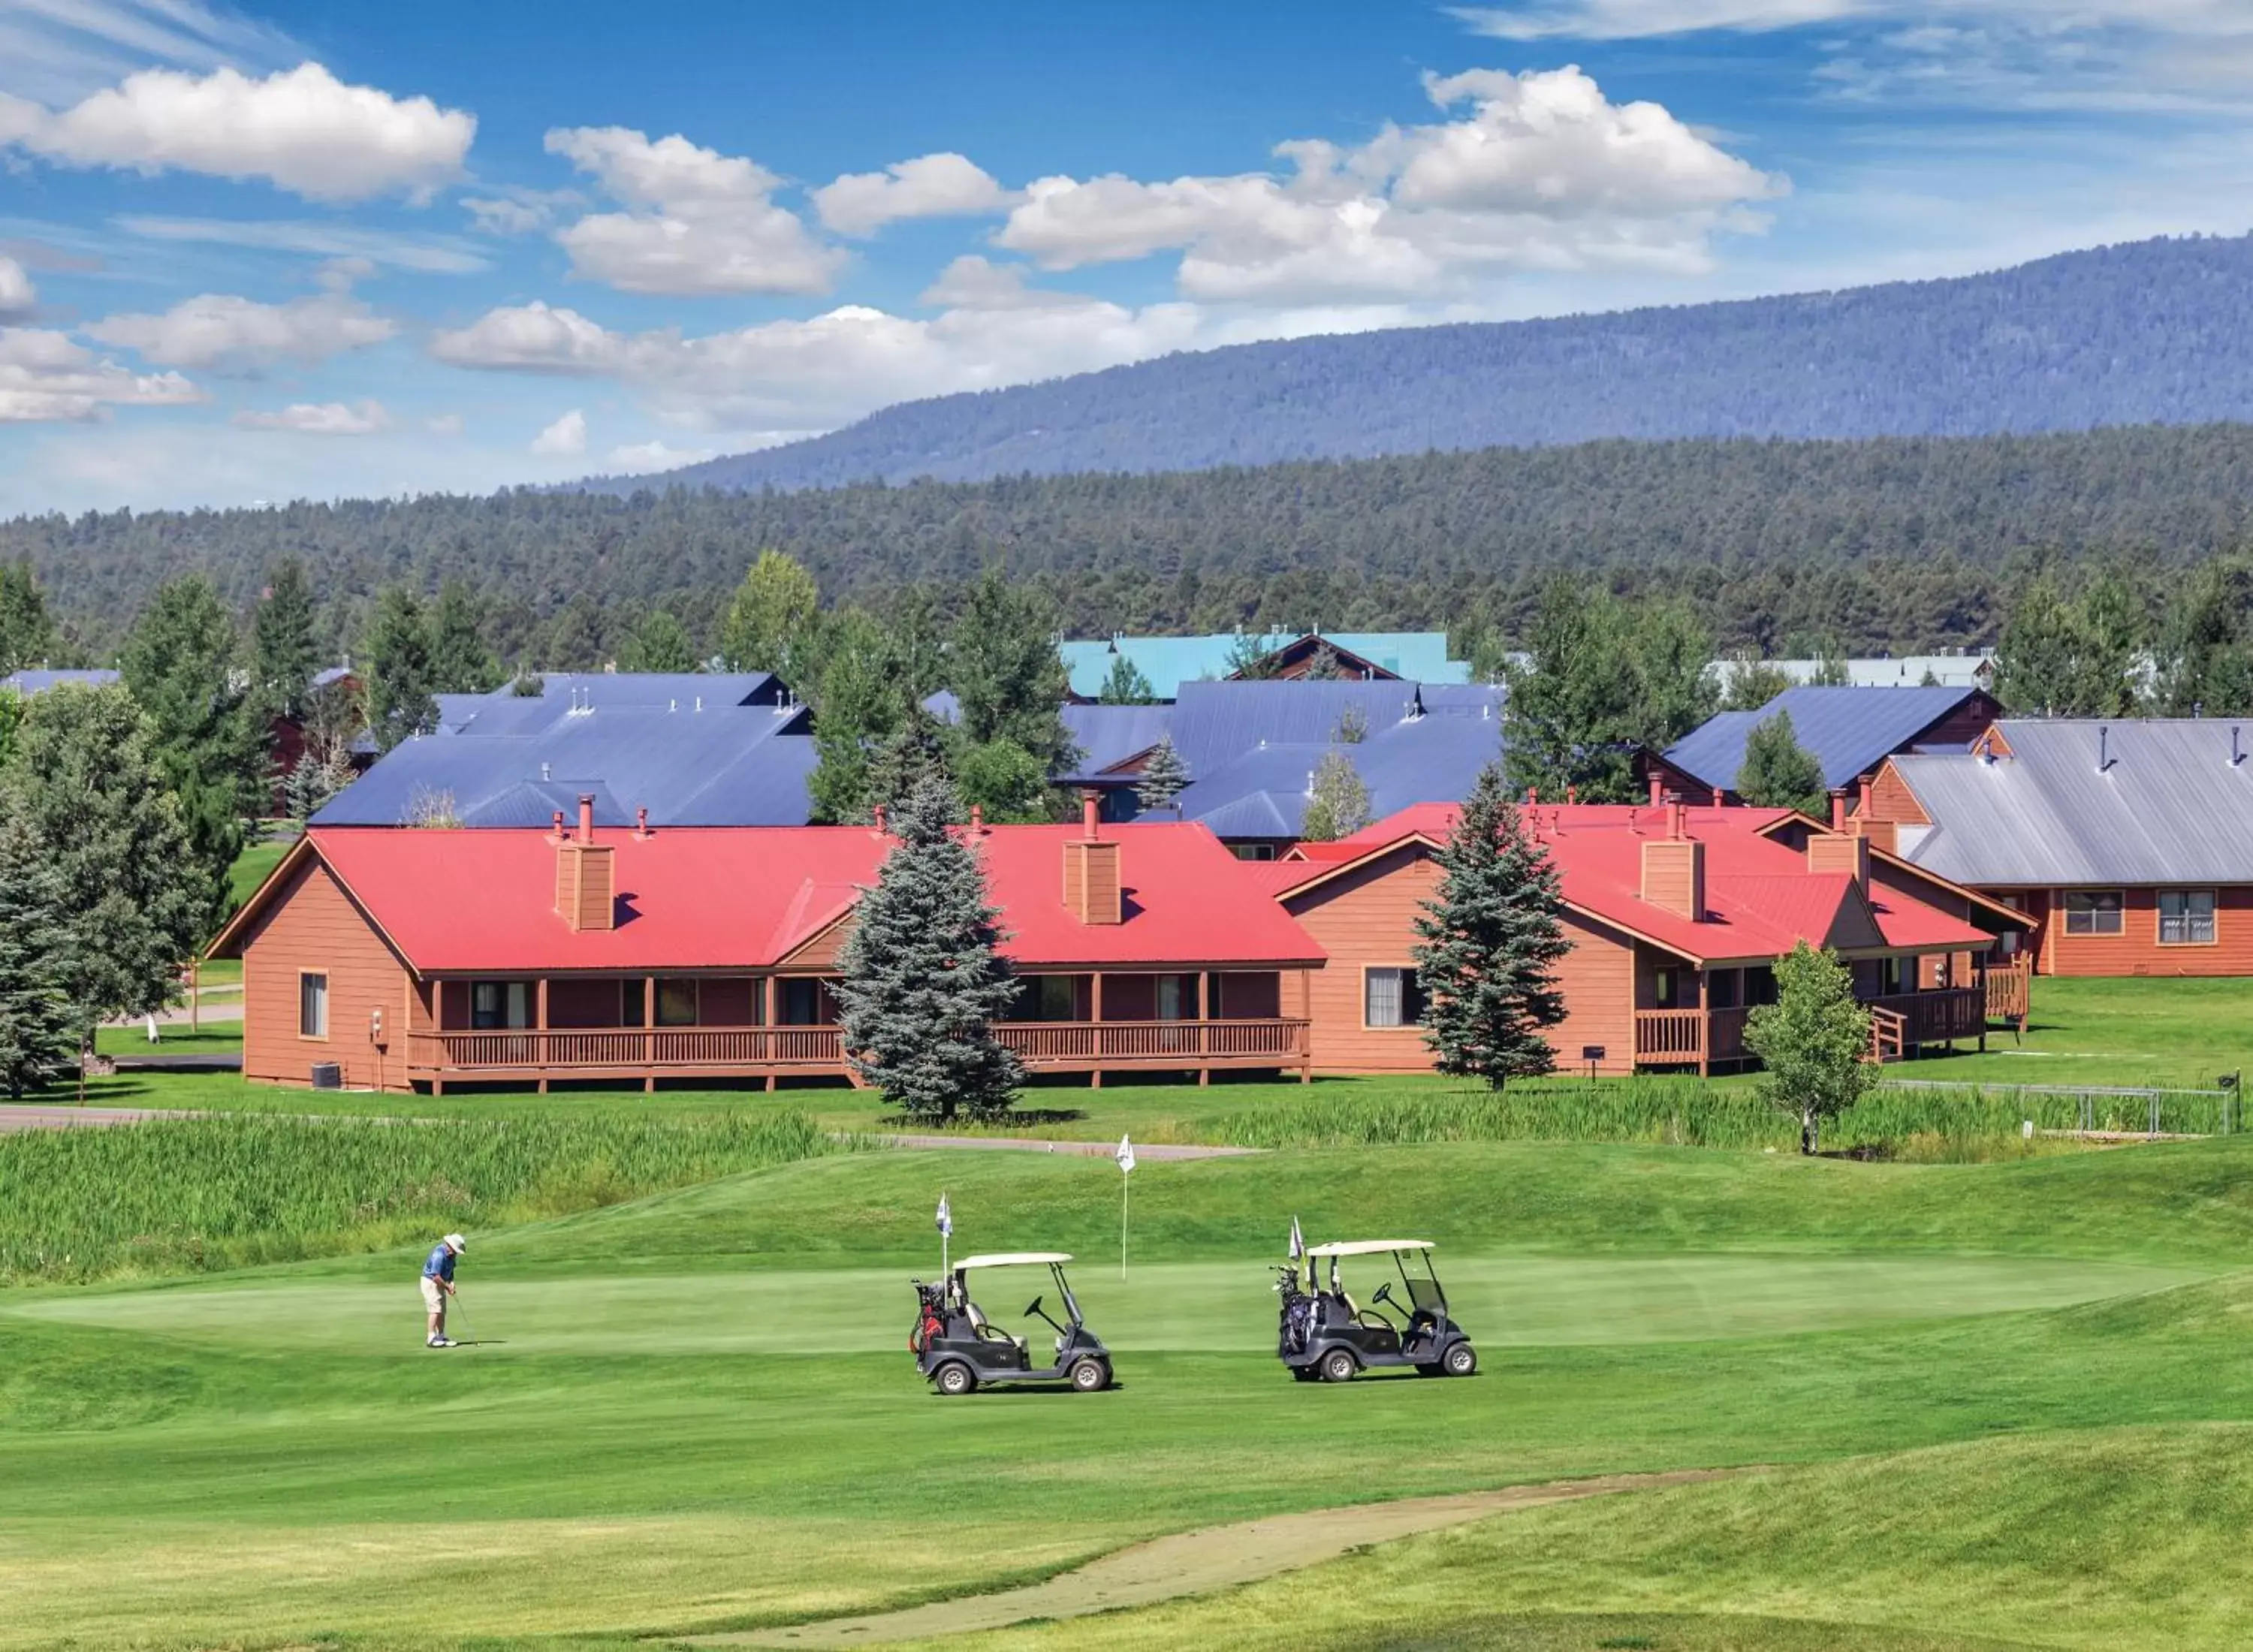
[1270,802,1990,963]
[244,822,1324,975]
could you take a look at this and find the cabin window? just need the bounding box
[1231,843,1278,862]
[471,981,530,1029]
[2159,890,2217,945]
[2064,891,2125,936]
[621,978,647,1026]
[1157,974,1185,1020]
[656,978,699,1026]
[1745,966,1778,1006]
[1652,967,1680,1008]
[1708,969,1740,1010]
[778,978,831,1025]
[1015,975,1079,1021]
[1880,957,1908,996]
[297,972,328,1039]
[1364,968,1426,1029]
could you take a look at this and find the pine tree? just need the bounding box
[1224,630,1282,679]
[870,707,952,810]
[619,609,698,674]
[1134,734,1190,815]
[1098,654,1157,704]
[1299,747,1371,841]
[1994,578,2084,715]
[1301,644,1350,680]
[0,557,54,677]
[365,586,439,750]
[1411,764,1569,1088]
[834,773,1023,1121]
[950,568,1071,771]
[121,574,261,933]
[429,579,501,693]
[720,550,821,677]
[808,629,908,824]
[0,823,82,1099]
[1743,941,1877,1154]
[2155,560,2253,716]
[1734,708,1828,817]
[0,685,204,1036]
[249,557,318,723]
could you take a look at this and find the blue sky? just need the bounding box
[1,0,2248,514]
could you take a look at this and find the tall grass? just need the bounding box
[1211,1079,2230,1157]
[0,1111,831,1285]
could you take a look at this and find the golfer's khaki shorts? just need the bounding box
[420,1276,445,1313]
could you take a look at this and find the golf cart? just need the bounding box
[909,1252,1114,1396]
[1275,1240,1476,1382]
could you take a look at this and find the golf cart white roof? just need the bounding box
[1305,1240,1434,1258]
[953,1251,1073,1270]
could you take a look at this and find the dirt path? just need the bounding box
[680,1468,1748,1647]
[867,1133,1259,1161]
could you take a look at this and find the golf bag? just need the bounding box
[1274,1265,1316,1358]
[909,1280,949,1353]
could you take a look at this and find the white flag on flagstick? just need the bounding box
[1116,1134,1136,1175]
[935,1192,952,1237]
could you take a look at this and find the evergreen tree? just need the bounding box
[1411,764,1569,1088]
[1721,653,1793,710]
[0,690,20,768]
[720,549,821,677]
[0,685,204,1037]
[365,586,439,750]
[1299,747,1371,841]
[618,609,697,674]
[1504,578,1642,802]
[2154,560,2253,716]
[870,707,952,809]
[538,594,608,671]
[0,823,81,1100]
[1224,630,1282,679]
[1097,654,1157,704]
[1134,734,1191,815]
[282,749,353,826]
[1301,644,1350,680]
[120,574,261,931]
[429,579,501,693]
[950,568,1071,770]
[0,557,54,676]
[1734,708,1829,817]
[1743,941,1878,1154]
[807,626,909,824]
[2074,574,2146,717]
[834,773,1023,1122]
[1627,598,1720,750]
[249,557,318,723]
[1994,577,2081,715]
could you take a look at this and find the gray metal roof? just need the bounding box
[1893,719,2253,885]
[1665,686,1982,794]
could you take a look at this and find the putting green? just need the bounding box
[6,1253,2198,1356]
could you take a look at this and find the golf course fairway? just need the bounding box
[5,1132,2253,1648]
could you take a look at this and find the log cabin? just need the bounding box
[212,795,1325,1094]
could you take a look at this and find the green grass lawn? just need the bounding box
[225,836,291,918]
[7,1122,2253,1647]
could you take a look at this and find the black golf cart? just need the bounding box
[910,1251,1114,1396]
[1275,1239,1476,1382]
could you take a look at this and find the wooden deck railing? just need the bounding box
[1637,990,1980,1072]
[1984,958,2032,1027]
[1633,1008,1708,1062]
[1000,1019,1308,1065]
[1866,987,1986,1047]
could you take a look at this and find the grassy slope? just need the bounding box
[5,1139,2253,1645]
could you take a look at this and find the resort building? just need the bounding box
[1649,685,2002,810]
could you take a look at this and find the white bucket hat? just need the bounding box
[444,1233,466,1253]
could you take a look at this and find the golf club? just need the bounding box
[448,1290,476,1346]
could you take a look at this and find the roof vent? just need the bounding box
[2098,725,2111,773]
[541,762,551,782]
[2233,727,2245,768]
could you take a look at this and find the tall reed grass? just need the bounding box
[0,1111,830,1285]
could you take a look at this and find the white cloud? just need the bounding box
[0,0,299,106]
[232,398,389,435]
[1449,1,2252,41]
[424,411,464,436]
[529,408,587,457]
[994,65,1782,302]
[114,214,492,273]
[604,439,716,473]
[543,125,844,295]
[0,325,203,422]
[812,152,1015,236]
[429,299,619,373]
[0,255,35,318]
[917,255,1079,310]
[86,291,393,370]
[0,62,475,202]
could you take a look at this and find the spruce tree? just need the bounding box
[1098,654,1157,704]
[834,773,1023,1121]
[365,586,439,750]
[870,708,952,809]
[249,557,318,724]
[0,557,54,677]
[1734,708,1828,818]
[1743,941,1877,1154]
[1298,747,1371,841]
[429,579,501,693]
[1134,734,1190,815]
[1411,763,1569,1088]
[0,823,81,1099]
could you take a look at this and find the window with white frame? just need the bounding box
[2063,891,2124,936]
[1364,967,1426,1028]
[2158,890,2217,945]
[298,972,328,1039]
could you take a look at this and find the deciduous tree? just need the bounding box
[720,550,822,679]
[1721,652,1792,711]
[1744,941,1877,1154]
[1412,763,1569,1088]
[950,568,1070,773]
[617,609,697,674]
[834,773,1023,1122]
[1299,747,1371,841]
[0,557,54,677]
[249,557,318,723]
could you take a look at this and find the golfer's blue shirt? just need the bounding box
[422,1244,456,1283]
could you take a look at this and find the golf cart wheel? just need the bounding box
[1067,1356,1110,1393]
[1441,1341,1478,1378]
[1320,1348,1359,1384]
[933,1361,977,1397]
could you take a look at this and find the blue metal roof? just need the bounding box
[0,668,120,695]
[1663,686,1981,795]
[1060,704,1174,779]
[1060,632,1469,699]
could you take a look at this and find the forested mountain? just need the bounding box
[8,422,2253,665]
[598,234,2253,493]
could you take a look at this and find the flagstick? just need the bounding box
[1120,1171,1129,1283]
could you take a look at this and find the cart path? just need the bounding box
[0,1104,195,1132]
[864,1132,1260,1160]
[677,1467,1750,1647]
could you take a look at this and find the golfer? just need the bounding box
[421,1233,466,1348]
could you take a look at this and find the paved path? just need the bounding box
[111,1054,243,1073]
[680,1468,1748,1647]
[866,1132,1259,1161]
[0,1105,193,1132]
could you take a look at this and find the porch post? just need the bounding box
[644,974,656,1078]
[1297,967,1312,1084]
[1197,970,1211,1086]
[761,975,777,1092]
[1089,972,1105,1088]
[535,978,549,1093]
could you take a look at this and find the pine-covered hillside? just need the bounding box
[602,234,2253,493]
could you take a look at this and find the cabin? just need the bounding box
[1859,719,2253,977]
[211,796,1324,1094]
[1059,631,1470,701]
[1648,685,2004,812]
[1245,800,2028,1077]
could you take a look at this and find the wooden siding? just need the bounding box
[1061,839,1123,924]
[1860,761,1932,827]
[240,859,414,1092]
[1639,838,1704,918]
[779,914,852,972]
[2031,885,2253,977]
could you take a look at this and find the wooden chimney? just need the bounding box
[555,793,617,931]
[1062,790,1123,925]
[1639,800,1705,919]
[1807,828,1870,891]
